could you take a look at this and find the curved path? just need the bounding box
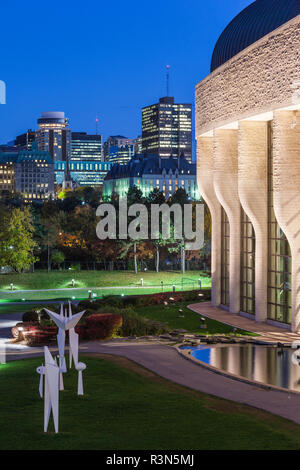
[4,338,300,426]
[2,307,300,426]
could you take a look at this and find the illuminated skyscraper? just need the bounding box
[36,112,71,163]
[15,129,36,150]
[71,132,102,161]
[104,135,134,165]
[142,97,192,161]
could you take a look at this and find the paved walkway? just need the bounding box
[3,305,300,425]
[189,302,300,344]
[6,341,300,426]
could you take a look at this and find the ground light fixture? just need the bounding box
[71,279,75,287]
[173,284,176,292]
[10,283,14,291]
[140,278,144,286]
[88,290,92,299]
[198,279,202,289]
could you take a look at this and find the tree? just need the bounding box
[51,250,65,269]
[0,207,38,273]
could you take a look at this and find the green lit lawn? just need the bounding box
[135,302,257,336]
[0,270,210,302]
[0,356,299,450]
[0,270,210,290]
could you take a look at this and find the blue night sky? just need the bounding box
[0,0,252,146]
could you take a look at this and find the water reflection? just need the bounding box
[189,345,300,392]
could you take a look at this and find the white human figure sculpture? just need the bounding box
[36,346,61,433]
[44,303,85,391]
[67,302,87,395]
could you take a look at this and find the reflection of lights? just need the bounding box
[17,327,24,332]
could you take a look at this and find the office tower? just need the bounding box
[142,97,192,161]
[71,132,103,161]
[36,112,71,163]
[106,144,135,166]
[134,135,142,155]
[103,135,134,162]
[0,141,54,201]
[15,130,36,150]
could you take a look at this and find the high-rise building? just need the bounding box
[142,97,192,161]
[15,130,36,150]
[0,141,54,201]
[103,136,134,162]
[106,144,135,166]
[134,135,142,155]
[36,112,71,163]
[71,132,103,161]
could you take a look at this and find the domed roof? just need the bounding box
[211,0,300,72]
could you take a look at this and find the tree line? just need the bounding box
[0,186,211,273]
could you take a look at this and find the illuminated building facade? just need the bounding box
[103,154,199,200]
[0,141,54,201]
[15,130,36,150]
[103,136,134,163]
[142,97,192,162]
[196,0,300,331]
[36,112,71,163]
[55,160,112,187]
[71,132,103,161]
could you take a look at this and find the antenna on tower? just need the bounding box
[95,116,99,135]
[166,65,170,97]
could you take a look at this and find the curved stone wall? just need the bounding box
[196,16,300,137]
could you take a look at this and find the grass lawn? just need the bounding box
[0,285,209,302]
[1,355,300,450]
[134,302,257,336]
[0,270,210,291]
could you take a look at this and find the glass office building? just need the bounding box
[142,97,192,162]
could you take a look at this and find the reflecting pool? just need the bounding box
[182,344,300,392]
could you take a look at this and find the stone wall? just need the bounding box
[195,16,300,137]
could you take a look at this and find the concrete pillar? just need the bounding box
[214,129,240,314]
[273,110,300,332]
[197,136,221,306]
[238,121,268,322]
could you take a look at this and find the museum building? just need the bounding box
[196,0,300,331]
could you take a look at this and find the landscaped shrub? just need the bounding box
[120,310,169,337]
[77,299,99,310]
[77,313,122,340]
[22,309,39,322]
[12,322,58,345]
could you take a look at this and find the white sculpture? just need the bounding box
[44,303,85,391]
[37,347,61,433]
[44,302,86,395]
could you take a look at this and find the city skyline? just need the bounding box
[0,0,252,147]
